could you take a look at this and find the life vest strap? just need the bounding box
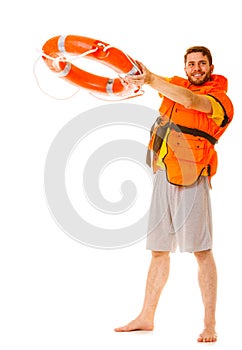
[171,124,218,145]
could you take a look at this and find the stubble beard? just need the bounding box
[188,70,212,86]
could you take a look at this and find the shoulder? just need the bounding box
[207,75,234,121]
[170,76,189,87]
[209,75,228,91]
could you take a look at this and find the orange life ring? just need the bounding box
[42,35,142,97]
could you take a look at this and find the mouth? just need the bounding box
[192,73,204,78]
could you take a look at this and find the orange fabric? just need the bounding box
[148,75,234,186]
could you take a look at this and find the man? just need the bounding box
[114,47,234,342]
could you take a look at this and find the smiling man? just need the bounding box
[114,47,234,342]
[185,48,213,85]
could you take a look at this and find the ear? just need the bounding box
[210,64,214,74]
[184,67,188,76]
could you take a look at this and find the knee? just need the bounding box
[194,249,212,262]
[152,251,170,259]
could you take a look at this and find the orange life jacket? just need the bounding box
[147,75,234,186]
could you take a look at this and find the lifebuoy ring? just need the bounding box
[42,35,142,98]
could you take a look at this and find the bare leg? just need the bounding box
[194,250,217,342]
[114,251,170,332]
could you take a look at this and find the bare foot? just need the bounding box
[114,317,154,332]
[197,328,217,342]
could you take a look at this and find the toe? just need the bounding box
[197,334,217,343]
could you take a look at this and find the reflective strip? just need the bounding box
[57,62,71,77]
[126,64,139,76]
[106,79,114,95]
[57,36,70,77]
[58,35,67,54]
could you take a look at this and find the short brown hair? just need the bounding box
[184,46,213,66]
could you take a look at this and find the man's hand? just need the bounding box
[124,62,153,86]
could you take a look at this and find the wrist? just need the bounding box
[147,71,155,85]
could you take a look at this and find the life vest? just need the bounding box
[147,75,234,186]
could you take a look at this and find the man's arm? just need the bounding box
[126,62,212,114]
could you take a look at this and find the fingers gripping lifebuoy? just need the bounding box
[42,35,142,97]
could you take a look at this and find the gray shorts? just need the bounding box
[146,169,213,253]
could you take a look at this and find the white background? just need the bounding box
[1,0,241,349]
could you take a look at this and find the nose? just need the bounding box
[193,62,201,71]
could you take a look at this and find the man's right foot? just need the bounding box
[114,317,154,332]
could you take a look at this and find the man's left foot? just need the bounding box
[197,328,217,342]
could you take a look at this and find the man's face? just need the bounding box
[184,52,214,85]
